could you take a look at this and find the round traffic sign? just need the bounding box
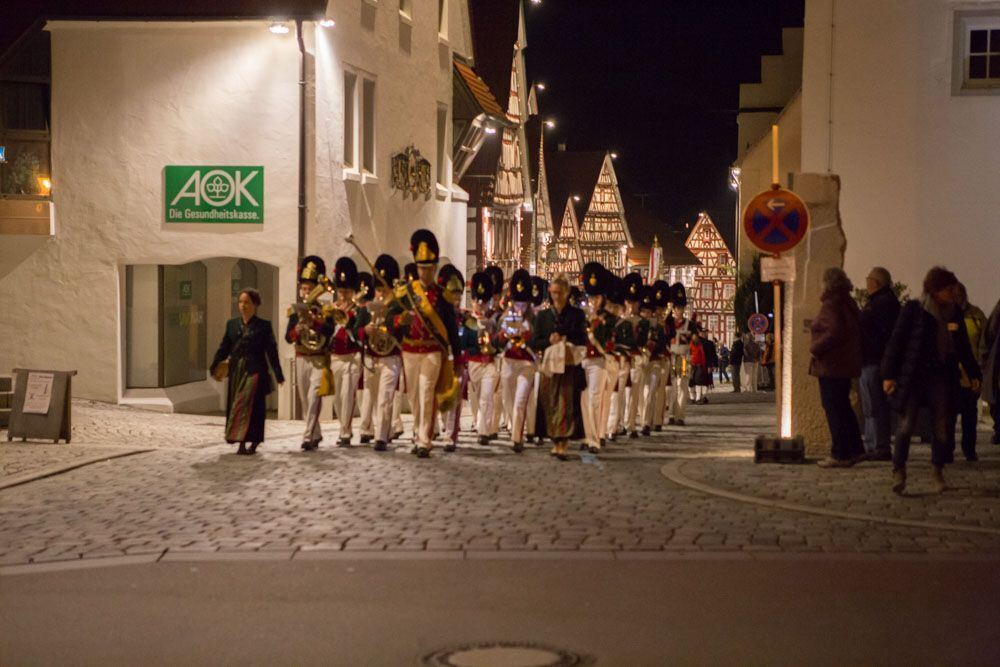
[748,313,769,335]
[742,187,809,254]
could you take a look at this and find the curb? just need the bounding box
[660,458,1000,537]
[0,449,152,491]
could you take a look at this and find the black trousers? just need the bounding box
[957,387,979,459]
[731,363,742,391]
[818,377,864,461]
[893,373,957,469]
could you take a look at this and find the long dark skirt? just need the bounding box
[536,365,585,442]
[225,359,268,443]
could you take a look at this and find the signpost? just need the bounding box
[748,313,769,336]
[742,125,810,461]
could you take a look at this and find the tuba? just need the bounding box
[366,298,401,356]
[288,277,331,355]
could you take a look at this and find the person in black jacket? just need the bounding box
[882,267,981,494]
[729,336,744,392]
[210,288,284,455]
[858,267,901,460]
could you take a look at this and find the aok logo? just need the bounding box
[170,169,260,208]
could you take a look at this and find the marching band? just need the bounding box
[282,228,704,460]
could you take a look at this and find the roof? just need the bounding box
[622,194,701,267]
[466,0,521,114]
[525,115,542,191]
[684,213,733,256]
[545,150,605,236]
[1,0,328,66]
[453,59,506,120]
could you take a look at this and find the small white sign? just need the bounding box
[761,255,796,282]
[23,372,55,414]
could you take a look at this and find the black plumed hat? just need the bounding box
[298,255,326,284]
[403,262,418,282]
[485,265,504,294]
[374,254,400,286]
[582,262,607,296]
[670,282,688,308]
[623,272,643,303]
[530,276,549,306]
[653,280,670,308]
[410,229,440,265]
[333,257,360,290]
[509,269,532,303]
[471,271,494,303]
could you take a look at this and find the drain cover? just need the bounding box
[423,642,588,667]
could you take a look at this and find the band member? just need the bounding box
[358,254,404,451]
[650,280,673,431]
[210,288,284,455]
[327,257,366,446]
[531,273,588,460]
[525,275,549,444]
[387,230,460,458]
[486,265,506,436]
[437,264,467,452]
[389,261,420,442]
[669,282,696,426]
[602,275,634,442]
[621,272,647,439]
[464,272,500,445]
[580,262,614,453]
[640,286,669,436]
[286,256,333,451]
[498,269,536,453]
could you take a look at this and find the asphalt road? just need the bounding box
[3,559,999,666]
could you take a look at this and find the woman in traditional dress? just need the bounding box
[210,288,285,455]
[531,274,587,460]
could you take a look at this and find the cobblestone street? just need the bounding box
[3,391,999,569]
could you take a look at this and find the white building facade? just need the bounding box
[801,0,1000,306]
[0,1,475,416]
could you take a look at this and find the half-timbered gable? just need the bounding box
[685,213,737,343]
[546,199,584,278]
[575,155,632,274]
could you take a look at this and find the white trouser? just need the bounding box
[391,387,405,436]
[599,356,622,439]
[670,355,691,420]
[501,357,535,444]
[295,355,327,443]
[641,360,664,428]
[403,350,443,450]
[358,361,377,437]
[581,357,607,449]
[743,361,760,392]
[607,358,630,436]
[625,358,647,432]
[329,353,361,440]
[493,358,505,433]
[526,371,540,437]
[468,360,500,436]
[693,384,706,401]
[359,355,401,442]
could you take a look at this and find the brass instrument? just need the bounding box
[366,298,401,356]
[288,277,331,355]
[498,302,534,360]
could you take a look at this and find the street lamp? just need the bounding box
[318,18,336,28]
[269,21,290,34]
[544,119,556,129]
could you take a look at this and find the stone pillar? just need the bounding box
[786,173,844,456]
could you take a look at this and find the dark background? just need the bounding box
[524,0,804,247]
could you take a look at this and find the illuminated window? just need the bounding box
[362,78,376,173]
[953,11,1000,94]
[343,71,357,168]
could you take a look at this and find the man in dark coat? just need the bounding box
[882,267,981,494]
[858,267,901,460]
[729,336,744,392]
[982,298,1000,445]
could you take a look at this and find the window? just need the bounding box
[0,32,51,197]
[723,283,736,300]
[343,71,357,168]
[362,78,376,173]
[953,11,1000,94]
[438,0,448,37]
[436,104,448,186]
[701,283,714,300]
[125,262,208,388]
[399,0,411,19]
[708,314,719,334]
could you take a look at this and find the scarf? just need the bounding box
[921,294,956,363]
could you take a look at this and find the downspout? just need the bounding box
[296,18,307,258]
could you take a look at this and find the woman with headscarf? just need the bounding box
[809,267,865,468]
[882,267,981,494]
[210,288,284,455]
[530,273,587,460]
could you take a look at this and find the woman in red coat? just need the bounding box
[690,332,710,404]
[810,267,865,467]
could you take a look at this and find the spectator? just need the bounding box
[882,267,981,494]
[810,267,865,468]
[730,335,744,392]
[690,332,710,404]
[858,266,901,461]
[761,333,775,390]
[704,335,719,391]
[981,297,1000,446]
[718,340,731,384]
[742,333,760,393]
[956,284,987,461]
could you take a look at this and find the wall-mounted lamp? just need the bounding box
[269,21,290,34]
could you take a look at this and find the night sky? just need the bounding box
[524,0,804,247]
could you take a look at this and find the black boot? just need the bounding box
[374,440,388,451]
[247,442,259,455]
[641,426,650,436]
[513,442,524,454]
[359,435,373,444]
[236,442,248,455]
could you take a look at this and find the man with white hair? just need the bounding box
[858,266,900,460]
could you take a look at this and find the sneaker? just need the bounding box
[892,468,906,495]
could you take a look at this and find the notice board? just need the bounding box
[6,368,77,443]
